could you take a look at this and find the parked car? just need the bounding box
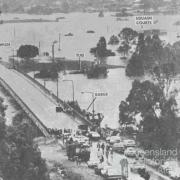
[88,131,100,140]
[101,165,113,176]
[109,136,122,144]
[168,170,180,180]
[123,139,136,148]
[158,164,172,176]
[70,135,89,144]
[124,147,137,157]
[103,168,123,180]
[87,158,99,168]
[95,163,105,175]
[130,161,145,173]
[136,149,146,159]
[112,142,125,153]
[106,136,111,142]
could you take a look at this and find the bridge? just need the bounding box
[0,64,92,137]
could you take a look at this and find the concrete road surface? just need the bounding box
[0,65,84,129]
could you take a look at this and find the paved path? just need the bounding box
[0,65,84,129]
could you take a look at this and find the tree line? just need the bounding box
[0,98,49,180]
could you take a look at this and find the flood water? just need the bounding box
[1,12,180,128]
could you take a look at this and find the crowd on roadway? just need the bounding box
[96,142,114,164]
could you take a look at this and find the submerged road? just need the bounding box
[0,65,84,130]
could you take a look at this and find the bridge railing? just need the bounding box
[0,77,50,137]
[16,70,93,126]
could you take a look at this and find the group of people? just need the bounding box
[97,142,113,163]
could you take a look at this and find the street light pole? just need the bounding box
[57,76,59,100]
[52,43,55,63]
[63,80,74,104]
[58,33,61,51]
[81,91,95,120]
[52,40,58,63]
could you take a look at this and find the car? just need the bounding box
[103,168,123,180]
[130,161,145,173]
[109,136,122,144]
[88,131,100,140]
[168,170,180,180]
[94,163,106,175]
[158,164,172,175]
[87,159,99,168]
[101,165,113,176]
[123,139,136,148]
[136,149,146,159]
[112,142,125,153]
[70,135,89,144]
[124,147,137,157]
[106,136,111,142]
[63,132,71,140]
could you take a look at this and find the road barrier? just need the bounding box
[0,77,50,137]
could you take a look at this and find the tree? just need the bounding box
[17,45,39,59]
[117,41,130,58]
[119,80,178,150]
[119,28,138,43]
[126,53,144,77]
[90,37,115,58]
[0,99,49,180]
[108,35,119,45]
[61,1,70,13]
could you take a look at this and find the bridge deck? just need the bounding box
[0,65,84,130]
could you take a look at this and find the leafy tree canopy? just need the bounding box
[119,80,178,150]
[108,35,119,45]
[0,98,49,180]
[17,45,39,59]
[119,28,138,42]
[90,37,115,58]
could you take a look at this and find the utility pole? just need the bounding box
[52,44,55,63]
[76,53,84,71]
[56,76,59,100]
[38,41,41,56]
[52,40,58,63]
[58,33,61,51]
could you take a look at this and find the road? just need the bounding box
[0,65,84,130]
[89,142,171,180]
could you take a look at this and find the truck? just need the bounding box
[66,141,90,163]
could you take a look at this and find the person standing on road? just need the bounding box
[100,155,104,163]
[97,148,102,161]
[97,142,101,149]
[101,143,105,155]
[110,147,113,161]
[105,144,110,160]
